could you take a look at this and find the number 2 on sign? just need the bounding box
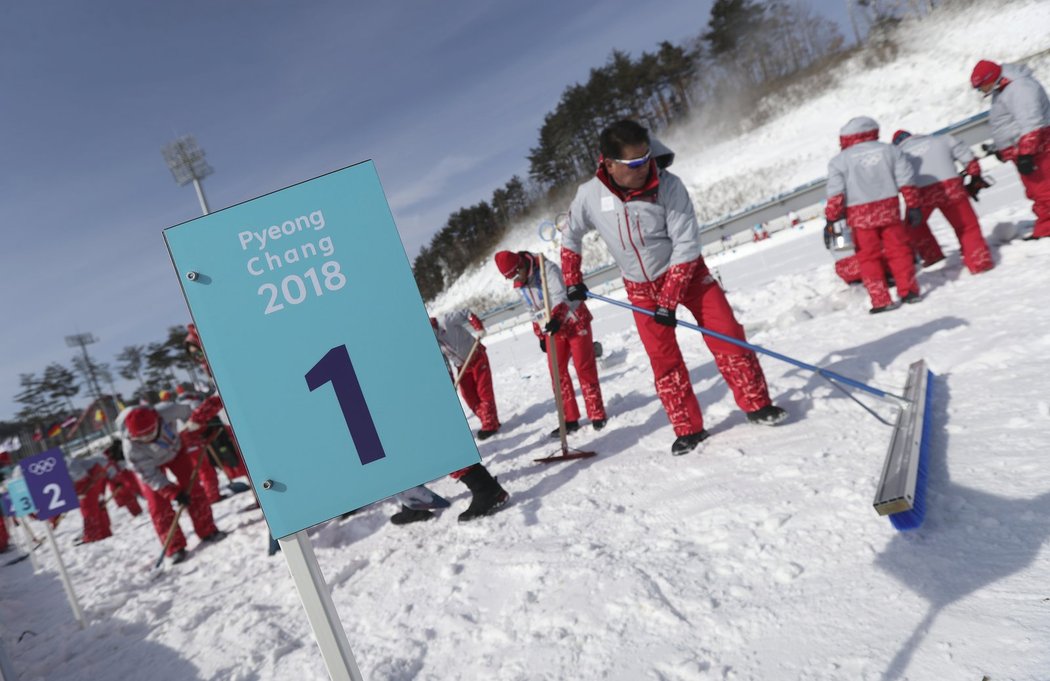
[306,344,386,466]
[43,483,65,510]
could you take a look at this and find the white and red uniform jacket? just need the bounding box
[825,116,918,228]
[121,398,222,491]
[988,63,1050,161]
[434,310,484,369]
[562,161,706,309]
[514,253,593,338]
[898,133,980,207]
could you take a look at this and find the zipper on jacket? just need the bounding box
[633,209,646,246]
[623,206,651,283]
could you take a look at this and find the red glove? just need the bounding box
[158,485,181,502]
[190,395,224,428]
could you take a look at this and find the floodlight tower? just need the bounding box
[65,332,111,434]
[162,134,214,215]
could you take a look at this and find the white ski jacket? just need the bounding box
[434,310,482,368]
[989,63,1050,158]
[563,168,702,286]
[898,133,976,187]
[121,402,192,491]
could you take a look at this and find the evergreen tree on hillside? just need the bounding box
[703,0,765,56]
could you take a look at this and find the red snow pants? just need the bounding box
[546,312,606,423]
[1019,149,1050,239]
[108,468,143,517]
[188,442,222,504]
[0,513,9,552]
[74,464,112,543]
[625,269,772,436]
[456,347,500,431]
[853,221,918,308]
[139,447,218,556]
[915,179,994,273]
[908,222,945,267]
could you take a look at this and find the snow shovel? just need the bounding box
[586,291,933,530]
[535,254,596,464]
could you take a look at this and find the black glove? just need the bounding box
[906,207,923,228]
[1016,154,1036,175]
[566,283,588,302]
[544,317,561,335]
[965,175,990,201]
[175,491,191,507]
[539,338,547,353]
[823,221,835,249]
[653,306,676,327]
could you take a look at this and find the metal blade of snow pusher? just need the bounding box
[873,359,932,516]
[534,448,597,464]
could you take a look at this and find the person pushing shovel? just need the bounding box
[560,119,786,456]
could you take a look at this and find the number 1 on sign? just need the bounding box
[306,345,387,465]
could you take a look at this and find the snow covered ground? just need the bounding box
[3,155,1048,681]
[4,3,1050,679]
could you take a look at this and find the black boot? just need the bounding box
[390,505,435,525]
[549,421,580,438]
[457,464,509,522]
[671,430,709,456]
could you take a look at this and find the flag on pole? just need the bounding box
[46,423,63,438]
[94,409,107,423]
[32,428,43,442]
[60,415,78,430]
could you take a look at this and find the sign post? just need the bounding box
[164,161,483,680]
[19,449,85,629]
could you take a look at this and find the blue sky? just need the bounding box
[0,1,850,422]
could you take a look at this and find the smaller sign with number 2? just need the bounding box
[19,448,79,520]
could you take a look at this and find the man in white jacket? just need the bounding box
[561,119,785,456]
[972,59,1050,240]
[122,399,227,563]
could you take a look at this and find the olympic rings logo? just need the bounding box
[858,152,882,168]
[27,457,57,475]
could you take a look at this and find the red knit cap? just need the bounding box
[892,130,911,146]
[125,407,159,439]
[970,60,1002,89]
[494,250,521,278]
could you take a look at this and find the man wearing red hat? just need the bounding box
[561,120,785,456]
[494,250,606,436]
[971,59,1050,240]
[826,116,922,313]
[122,399,227,563]
[430,310,500,440]
[892,129,994,274]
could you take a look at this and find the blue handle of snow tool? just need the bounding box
[586,291,894,400]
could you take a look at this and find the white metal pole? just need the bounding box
[43,523,85,629]
[192,177,211,215]
[19,522,39,570]
[278,530,364,681]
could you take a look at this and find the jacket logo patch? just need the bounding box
[601,196,615,212]
[858,151,882,167]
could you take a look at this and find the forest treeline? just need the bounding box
[411,0,863,302]
[2,326,202,451]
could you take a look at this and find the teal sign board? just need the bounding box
[164,161,480,538]
[6,478,36,517]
